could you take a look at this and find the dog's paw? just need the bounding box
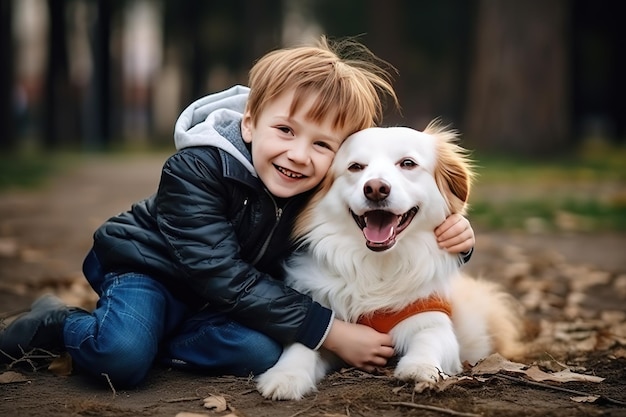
[394,361,443,383]
[256,367,317,400]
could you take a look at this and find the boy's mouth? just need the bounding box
[275,164,306,179]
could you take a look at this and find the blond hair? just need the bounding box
[246,36,399,135]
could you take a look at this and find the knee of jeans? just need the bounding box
[91,338,156,387]
[237,333,283,375]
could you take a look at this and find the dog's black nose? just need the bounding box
[363,178,391,201]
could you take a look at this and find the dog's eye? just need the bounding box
[400,159,418,169]
[348,163,364,172]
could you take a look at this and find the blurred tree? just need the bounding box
[571,0,625,144]
[372,0,474,128]
[44,0,80,148]
[163,0,282,107]
[0,0,14,151]
[464,0,569,155]
[310,0,473,129]
[82,0,113,149]
[241,0,283,69]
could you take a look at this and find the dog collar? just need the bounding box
[357,295,452,333]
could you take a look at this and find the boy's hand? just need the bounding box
[322,319,394,372]
[435,213,475,254]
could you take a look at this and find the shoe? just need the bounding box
[0,294,71,361]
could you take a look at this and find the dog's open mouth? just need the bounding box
[351,207,419,251]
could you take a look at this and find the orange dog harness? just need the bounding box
[357,295,452,333]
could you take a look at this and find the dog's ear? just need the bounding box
[424,121,474,215]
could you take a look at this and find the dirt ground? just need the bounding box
[1,153,625,417]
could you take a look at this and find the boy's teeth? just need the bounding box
[277,166,303,178]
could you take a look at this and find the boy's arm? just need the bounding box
[435,213,475,262]
[156,149,331,349]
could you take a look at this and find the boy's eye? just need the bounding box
[314,141,333,151]
[348,162,364,172]
[399,159,418,169]
[276,126,293,135]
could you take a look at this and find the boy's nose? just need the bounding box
[287,141,311,164]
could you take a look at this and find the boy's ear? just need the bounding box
[241,112,253,143]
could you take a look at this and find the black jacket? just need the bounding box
[91,101,333,349]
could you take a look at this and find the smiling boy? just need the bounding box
[0,37,475,387]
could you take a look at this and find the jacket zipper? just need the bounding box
[250,190,285,266]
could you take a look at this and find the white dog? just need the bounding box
[257,123,523,400]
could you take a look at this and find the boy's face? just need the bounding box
[241,89,349,198]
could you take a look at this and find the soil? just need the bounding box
[1,153,625,417]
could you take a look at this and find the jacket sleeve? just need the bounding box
[155,149,332,348]
[461,247,473,263]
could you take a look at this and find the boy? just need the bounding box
[0,37,474,387]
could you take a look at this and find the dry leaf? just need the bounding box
[0,237,18,258]
[570,396,600,403]
[413,381,437,393]
[435,376,479,392]
[175,413,209,417]
[610,347,626,359]
[203,394,228,412]
[471,353,527,375]
[0,371,29,384]
[525,366,605,383]
[48,352,73,376]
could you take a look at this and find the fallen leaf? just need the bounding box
[525,366,605,383]
[0,237,18,258]
[610,347,626,359]
[570,396,600,403]
[48,352,73,376]
[175,413,209,417]
[471,353,527,376]
[203,394,228,412]
[413,381,437,393]
[0,371,29,384]
[534,356,570,372]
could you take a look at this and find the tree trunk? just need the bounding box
[464,0,569,156]
[44,0,78,149]
[0,0,14,150]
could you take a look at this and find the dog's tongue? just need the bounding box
[363,211,396,243]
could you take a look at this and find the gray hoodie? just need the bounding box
[174,84,256,177]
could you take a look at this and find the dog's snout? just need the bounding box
[363,178,391,201]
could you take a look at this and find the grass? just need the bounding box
[469,145,626,232]
[0,152,72,191]
[0,144,171,192]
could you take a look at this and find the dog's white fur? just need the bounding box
[256,123,523,400]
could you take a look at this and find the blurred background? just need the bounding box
[0,0,624,233]
[0,0,624,153]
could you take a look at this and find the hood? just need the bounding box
[174,85,255,176]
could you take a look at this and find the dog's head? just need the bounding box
[295,122,474,252]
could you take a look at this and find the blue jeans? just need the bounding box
[63,250,282,387]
